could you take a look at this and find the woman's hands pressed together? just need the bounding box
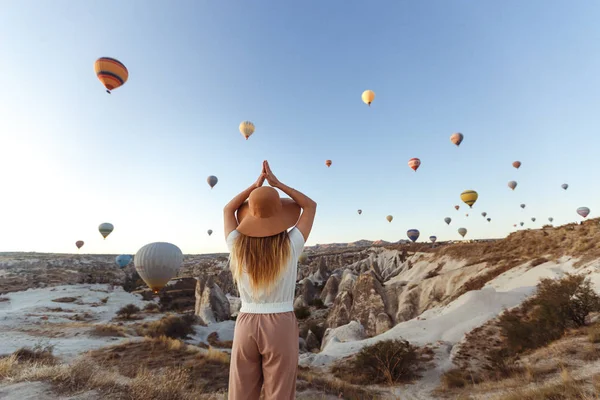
[263,160,281,188]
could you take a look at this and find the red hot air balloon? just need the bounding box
[408,158,421,172]
[325,160,332,168]
[450,133,464,146]
[512,161,521,169]
[455,205,460,211]
[75,241,84,250]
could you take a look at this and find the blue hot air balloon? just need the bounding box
[115,254,133,268]
[407,229,420,243]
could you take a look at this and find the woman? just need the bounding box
[224,160,317,400]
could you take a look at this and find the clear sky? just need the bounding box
[0,1,599,254]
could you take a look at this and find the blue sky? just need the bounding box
[0,1,599,254]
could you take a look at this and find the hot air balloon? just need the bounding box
[407,229,420,242]
[239,121,255,140]
[531,217,536,222]
[99,223,114,239]
[207,175,218,189]
[94,57,128,94]
[408,158,421,172]
[455,205,460,211]
[429,236,437,243]
[465,213,469,217]
[460,190,478,208]
[458,228,467,238]
[562,184,568,190]
[577,207,590,218]
[357,209,362,215]
[386,215,393,223]
[513,224,517,227]
[361,90,375,106]
[450,133,464,147]
[512,161,521,169]
[298,252,308,264]
[508,181,517,190]
[487,218,491,222]
[115,255,132,268]
[325,160,332,168]
[520,204,526,209]
[520,222,524,227]
[134,242,183,294]
[207,229,213,236]
[548,217,554,223]
[75,241,84,250]
[482,212,487,217]
[444,217,451,225]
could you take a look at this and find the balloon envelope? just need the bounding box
[531,217,536,222]
[512,161,521,169]
[487,218,491,222]
[75,240,84,249]
[407,229,420,242]
[207,175,218,189]
[298,252,308,264]
[562,184,569,190]
[577,207,590,218]
[460,190,478,208]
[482,212,487,217]
[357,209,362,215]
[455,205,460,211]
[361,90,375,106]
[386,215,393,223]
[207,229,213,236]
[458,228,467,238]
[520,204,526,209]
[520,222,524,226]
[450,132,464,146]
[94,57,128,93]
[99,223,114,239]
[116,255,132,268]
[429,236,437,243]
[239,121,255,140]
[508,181,517,190]
[134,242,183,293]
[325,160,332,167]
[549,217,554,222]
[408,158,421,172]
[444,217,451,225]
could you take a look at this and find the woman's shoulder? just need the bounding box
[288,227,305,251]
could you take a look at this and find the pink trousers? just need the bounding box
[228,312,299,400]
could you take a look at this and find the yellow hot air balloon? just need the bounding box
[460,190,478,208]
[239,121,255,140]
[361,90,375,106]
[94,57,128,94]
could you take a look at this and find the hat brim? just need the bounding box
[236,198,301,238]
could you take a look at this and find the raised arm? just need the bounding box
[263,161,316,242]
[223,171,265,239]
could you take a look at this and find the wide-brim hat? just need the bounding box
[236,186,301,238]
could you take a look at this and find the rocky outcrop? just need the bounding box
[320,274,340,306]
[195,276,230,324]
[326,291,353,328]
[305,330,320,352]
[227,295,241,317]
[350,272,391,336]
[338,270,357,293]
[294,278,316,307]
[321,321,366,351]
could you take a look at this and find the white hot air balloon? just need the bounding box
[134,242,183,294]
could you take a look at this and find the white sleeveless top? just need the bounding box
[226,228,305,314]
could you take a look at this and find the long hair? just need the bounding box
[230,230,291,294]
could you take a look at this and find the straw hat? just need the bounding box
[236,187,301,238]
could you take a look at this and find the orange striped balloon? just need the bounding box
[94,57,128,94]
[408,157,421,171]
[325,160,332,168]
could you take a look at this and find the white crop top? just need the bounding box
[226,227,305,314]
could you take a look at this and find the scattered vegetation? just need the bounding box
[0,297,9,302]
[116,304,141,320]
[297,367,380,400]
[100,297,109,304]
[136,314,197,339]
[52,296,78,303]
[122,270,144,293]
[530,257,549,267]
[12,343,57,365]
[143,302,160,312]
[206,332,233,349]
[332,339,420,385]
[294,305,311,320]
[89,324,127,337]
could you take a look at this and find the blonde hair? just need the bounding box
[230,231,291,294]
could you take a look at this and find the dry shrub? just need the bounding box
[0,354,17,378]
[12,344,57,365]
[332,339,420,385]
[52,297,78,303]
[588,323,600,343]
[143,302,160,312]
[439,368,472,389]
[206,332,233,349]
[100,297,109,304]
[205,346,230,364]
[129,367,203,400]
[298,367,379,400]
[499,376,589,400]
[89,324,127,337]
[117,304,141,320]
[294,306,311,320]
[137,314,196,339]
[0,297,9,302]
[530,257,548,267]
